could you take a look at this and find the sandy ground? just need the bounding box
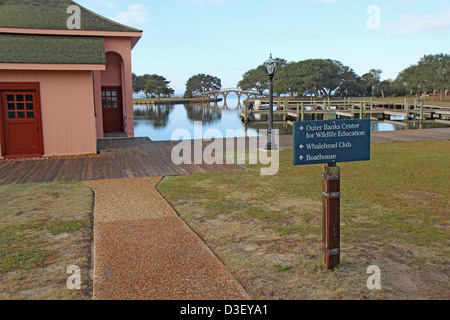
[83,177,250,300]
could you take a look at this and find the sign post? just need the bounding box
[322,163,341,269]
[293,119,371,270]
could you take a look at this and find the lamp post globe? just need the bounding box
[264,54,278,77]
[263,54,279,151]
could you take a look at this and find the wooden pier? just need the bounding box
[241,98,450,124]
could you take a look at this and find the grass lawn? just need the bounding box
[158,140,450,300]
[0,181,93,300]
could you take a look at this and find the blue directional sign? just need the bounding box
[294,119,371,165]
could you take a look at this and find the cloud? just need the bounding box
[383,10,450,35]
[111,4,151,26]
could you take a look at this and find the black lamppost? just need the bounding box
[263,54,279,151]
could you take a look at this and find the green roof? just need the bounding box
[0,0,141,32]
[0,34,106,64]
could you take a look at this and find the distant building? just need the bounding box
[0,0,142,159]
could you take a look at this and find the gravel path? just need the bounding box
[83,177,250,300]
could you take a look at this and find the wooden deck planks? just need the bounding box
[0,161,15,182]
[15,160,38,184]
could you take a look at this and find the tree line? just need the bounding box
[132,73,221,99]
[238,53,449,100]
[132,73,174,99]
[132,53,448,100]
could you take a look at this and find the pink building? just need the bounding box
[0,1,142,159]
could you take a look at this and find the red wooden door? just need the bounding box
[102,87,124,133]
[1,91,43,157]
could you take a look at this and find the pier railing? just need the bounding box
[241,98,450,124]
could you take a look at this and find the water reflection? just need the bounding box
[371,120,447,131]
[209,100,242,110]
[134,104,174,128]
[247,121,294,136]
[184,104,222,124]
[134,100,259,141]
[134,97,449,141]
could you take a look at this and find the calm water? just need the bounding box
[134,96,449,141]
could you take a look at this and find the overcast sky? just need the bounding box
[76,0,450,94]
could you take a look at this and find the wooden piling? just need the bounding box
[301,102,305,121]
[405,99,409,123]
[244,100,248,123]
[420,101,424,121]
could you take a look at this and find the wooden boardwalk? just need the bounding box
[0,138,243,185]
[0,128,449,185]
[242,99,450,123]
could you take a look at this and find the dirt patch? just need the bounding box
[0,182,93,300]
[367,242,450,300]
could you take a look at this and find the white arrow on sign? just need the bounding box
[299,155,304,161]
[299,144,304,149]
[299,126,304,131]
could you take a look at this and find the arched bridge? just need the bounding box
[200,88,266,102]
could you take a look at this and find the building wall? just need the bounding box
[0,70,97,158]
[101,52,122,87]
[94,37,135,138]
